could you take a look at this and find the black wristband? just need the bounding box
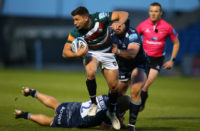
[170,57,176,62]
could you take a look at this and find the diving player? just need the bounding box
[14,87,130,129]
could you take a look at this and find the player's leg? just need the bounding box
[140,68,159,111]
[117,81,129,96]
[22,87,60,110]
[103,68,118,112]
[142,68,159,91]
[103,68,121,130]
[84,55,99,116]
[128,68,147,131]
[15,110,53,126]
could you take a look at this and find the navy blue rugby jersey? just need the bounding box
[110,27,148,72]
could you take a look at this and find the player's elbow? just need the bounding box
[62,51,69,58]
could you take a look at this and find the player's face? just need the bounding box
[113,23,126,35]
[149,5,162,23]
[73,15,88,30]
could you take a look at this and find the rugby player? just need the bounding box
[111,20,149,131]
[14,87,130,129]
[62,6,128,129]
[136,2,180,111]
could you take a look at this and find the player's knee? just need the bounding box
[87,70,96,79]
[109,82,118,91]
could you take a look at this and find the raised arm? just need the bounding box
[110,11,129,30]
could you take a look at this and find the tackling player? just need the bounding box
[62,6,128,129]
[111,20,149,131]
[15,87,130,129]
[136,2,180,111]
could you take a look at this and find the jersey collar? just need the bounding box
[147,18,162,26]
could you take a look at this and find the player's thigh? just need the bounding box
[131,68,147,84]
[130,68,147,94]
[103,69,118,89]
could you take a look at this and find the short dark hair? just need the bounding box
[71,6,89,16]
[150,2,162,12]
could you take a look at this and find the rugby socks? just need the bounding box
[108,91,118,113]
[24,88,38,98]
[141,91,148,107]
[86,79,97,104]
[29,89,38,98]
[129,100,141,125]
[31,90,38,98]
[16,111,31,119]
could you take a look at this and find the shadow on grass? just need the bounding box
[147,116,200,120]
[137,127,175,131]
[77,127,175,131]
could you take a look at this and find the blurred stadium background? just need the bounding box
[0,0,200,76]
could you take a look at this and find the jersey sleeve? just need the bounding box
[168,24,178,42]
[66,27,79,44]
[129,30,142,46]
[95,12,112,24]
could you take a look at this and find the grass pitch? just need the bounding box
[0,69,200,131]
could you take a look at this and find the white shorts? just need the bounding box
[85,51,118,70]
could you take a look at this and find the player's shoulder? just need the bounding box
[136,18,149,30]
[128,27,139,38]
[160,19,173,28]
[90,12,111,21]
[128,27,137,34]
[70,27,81,37]
[139,18,150,25]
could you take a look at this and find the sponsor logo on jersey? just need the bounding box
[122,44,126,48]
[98,12,109,19]
[129,33,138,41]
[146,40,162,45]
[58,106,66,125]
[156,65,160,70]
[68,34,75,42]
[113,61,118,66]
[97,96,106,110]
[173,28,177,36]
[145,28,150,33]
[152,37,158,40]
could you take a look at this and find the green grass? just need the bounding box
[0,69,200,131]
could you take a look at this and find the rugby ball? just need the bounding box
[71,37,87,53]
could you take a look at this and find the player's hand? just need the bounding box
[112,44,118,54]
[163,60,174,69]
[110,21,122,30]
[76,44,88,57]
